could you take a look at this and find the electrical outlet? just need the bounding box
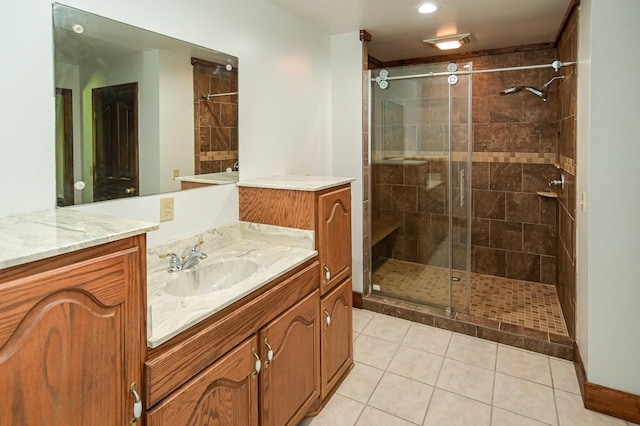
[160,197,174,222]
[173,169,180,180]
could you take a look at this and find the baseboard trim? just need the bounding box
[352,292,363,309]
[574,342,640,423]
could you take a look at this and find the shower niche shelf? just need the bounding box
[537,191,558,198]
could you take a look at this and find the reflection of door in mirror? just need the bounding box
[55,88,74,207]
[92,83,139,202]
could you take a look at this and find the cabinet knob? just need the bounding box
[323,265,331,284]
[125,186,136,194]
[129,382,142,424]
[264,338,274,368]
[252,348,262,378]
[323,308,331,328]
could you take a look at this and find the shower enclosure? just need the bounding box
[369,61,472,313]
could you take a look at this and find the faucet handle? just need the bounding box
[159,252,179,260]
[190,241,205,253]
[160,253,181,272]
[190,241,207,259]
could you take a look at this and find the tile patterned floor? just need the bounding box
[300,309,635,426]
[372,257,568,336]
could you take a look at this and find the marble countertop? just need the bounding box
[236,175,354,191]
[146,221,316,348]
[175,171,239,185]
[0,209,158,270]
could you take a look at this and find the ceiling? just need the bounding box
[268,0,572,62]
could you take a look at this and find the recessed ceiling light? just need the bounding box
[423,33,472,50]
[71,23,84,34]
[418,3,438,14]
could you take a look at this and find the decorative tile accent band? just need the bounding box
[374,151,556,164]
[559,155,576,175]
[465,152,556,164]
[199,151,239,161]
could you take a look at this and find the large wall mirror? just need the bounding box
[53,3,239,206]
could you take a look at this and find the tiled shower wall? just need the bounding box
[370,49,562,286]
[469,49,560,285]
[193,61,238,174]
[556,9,578,338]
[370,64,471,272]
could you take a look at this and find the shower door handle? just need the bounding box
[459,169,465,207]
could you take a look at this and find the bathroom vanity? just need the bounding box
[145,176,354,424]
[237,175,354,409]
[0,210,156,425]
[0,176,353,425]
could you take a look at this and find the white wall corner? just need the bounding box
[330,32,365,293]
[575,0,592,374]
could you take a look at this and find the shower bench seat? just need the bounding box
[372,216,401,246]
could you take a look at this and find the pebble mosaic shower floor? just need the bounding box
[372,257,568,336]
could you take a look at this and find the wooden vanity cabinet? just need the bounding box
[146,336,259,426]
[145,261,320,426]
[317,187,352,295]
[260,290,320,426]
[0,236,146,426]
[238,184,352,294]
[320,278,353,399]
[238,182,354,410]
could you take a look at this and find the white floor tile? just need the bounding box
[353,334,399,370]
[446,334,497,370]
[361,313,412,343]
[555,389,627,426]
[436,358,495,404]
[549,358,580,394]
[356,406,417,426]
[313,309,633,426]
[368,372,434,424]
[402,323,452,357]
[424,389,491,426]
[353,308,375,333]
[491,407,551,426]
[493,372,557,425]
[301,394,364,426]
[387,345,444,386]
[496,345,552,386]
[337,362,384,403]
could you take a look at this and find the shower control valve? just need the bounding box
[548,174,565,191]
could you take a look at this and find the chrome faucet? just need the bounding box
[161,242,208,272]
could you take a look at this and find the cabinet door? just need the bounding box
[321,278,353,399]
[259,290,320,426]
[146,336,259,426]
[0,246,143,426]
[318,187,352,294]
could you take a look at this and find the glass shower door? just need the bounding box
[370,62,472,313]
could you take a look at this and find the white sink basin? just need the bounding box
[163,258,259,297]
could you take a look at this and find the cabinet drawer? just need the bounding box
[145,260,319,407]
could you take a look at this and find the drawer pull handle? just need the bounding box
[264,338,274,368]
[252,348,261,378]
[323,265,331,284]
[129,382,142,423]
[323,309,331,328]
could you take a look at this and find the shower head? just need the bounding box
[500,86,544,98]
[499,75,565,102]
